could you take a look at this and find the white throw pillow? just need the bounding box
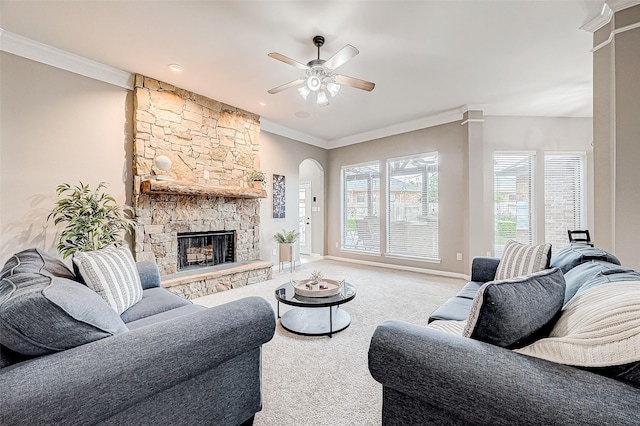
[494,239,551,280]
[515,281,640,368]
[73,246,143,315]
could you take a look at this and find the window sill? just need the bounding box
[384,253,441,264]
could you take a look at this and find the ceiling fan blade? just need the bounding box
[323,44,359,70]
[268,52,309,70]
[334,74,375,92]
[268,78,306,94]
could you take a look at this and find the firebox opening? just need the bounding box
[177,231,235,272]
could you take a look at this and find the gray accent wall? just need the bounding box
[592,4,640,269]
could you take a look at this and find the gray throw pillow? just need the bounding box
[463,268,565,349]
[0,271,128,356]
[0,248,76,281]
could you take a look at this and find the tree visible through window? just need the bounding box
[387,153,439,259]
[341,162,380,252]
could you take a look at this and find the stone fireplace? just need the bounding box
[131,75,272,299]
[177,230,235,271]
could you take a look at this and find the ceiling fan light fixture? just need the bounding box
[316,90,329,107]
[298,86,311,100]
[327,82,341,97]
[306,75,322,91]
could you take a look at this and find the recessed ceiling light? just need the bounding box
[168,63,183,72]
[259,101,267,107]
[295,111,310,119]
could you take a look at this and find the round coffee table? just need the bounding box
[275,281,356,338]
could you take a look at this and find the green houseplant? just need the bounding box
[47,182,135,258]
[273,229,299,243]
[248,170,267,188]
[274,229,299,272]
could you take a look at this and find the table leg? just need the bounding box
[329,306,333,338]
[277,301,280,319]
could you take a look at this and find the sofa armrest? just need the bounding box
[1,296,275,425]
[136,261,161,289]
[369,320,640,425]
[470,256,500,282]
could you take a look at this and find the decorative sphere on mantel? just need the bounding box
[154,155,172,172]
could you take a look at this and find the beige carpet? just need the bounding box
[193,259,465,425]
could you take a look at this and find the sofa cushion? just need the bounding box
[463,268,565,348]
[515,281,640,386]
[73,246,143,315]
[494,240,551,280]
[0,248,76,281]
[563,261,634,304]
[550,243,620,274]
[120,287,192,324]
[456,281,484,299]
[0,271,128,356]
[427,296,473,323]
[125,303,206,330]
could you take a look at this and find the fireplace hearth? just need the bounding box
[177,231,235,272]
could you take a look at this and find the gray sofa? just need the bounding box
[369,244,640,425]
[1,249,275,425]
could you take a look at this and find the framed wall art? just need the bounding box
[273,174,285,218]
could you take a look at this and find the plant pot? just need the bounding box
[279,242,295,272]
[252,181,263,189]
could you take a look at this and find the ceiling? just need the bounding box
[0,1,604,148]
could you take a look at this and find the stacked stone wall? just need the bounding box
[131,75,264,279]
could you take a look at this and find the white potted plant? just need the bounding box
[248,170,267,189]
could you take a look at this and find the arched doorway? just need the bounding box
[298,158,324,256]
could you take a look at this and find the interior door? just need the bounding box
[298,181,312,255]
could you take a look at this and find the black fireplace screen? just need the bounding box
[177,231,235,271]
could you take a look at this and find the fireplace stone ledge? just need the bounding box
[140,179,267,199]
[161,260,273,299]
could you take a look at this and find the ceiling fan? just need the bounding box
[267,35,375,106]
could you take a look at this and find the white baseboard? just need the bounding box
[324,255,470,281]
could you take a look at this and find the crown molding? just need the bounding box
[608,0,640,12]
[0,28,133,89]
[260,119,328,148]
[580,4,614,32]
[326,106,467,149]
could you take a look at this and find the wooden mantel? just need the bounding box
[140,179,267,199]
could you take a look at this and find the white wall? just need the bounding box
[258,131,328,266]
[299,158,325,256]
[0,52,132,261]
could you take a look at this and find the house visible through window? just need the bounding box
[341,162,380,252]
[494,152,534,256]
[386,153,439,260]
[544,153,585,250]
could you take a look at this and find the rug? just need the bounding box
[193,259,464,425]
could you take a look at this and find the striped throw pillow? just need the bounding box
[73,246,143,315]
[495,240,552,280]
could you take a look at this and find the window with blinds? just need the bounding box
[386,153,439,260]
[341,162,380,252]
[544,153,586,250]
[494,152,535,256]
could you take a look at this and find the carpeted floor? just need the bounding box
[193,259,465,425]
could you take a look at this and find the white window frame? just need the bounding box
[385,152,439,262]
[340,161,381,254]
[493,151,537,256]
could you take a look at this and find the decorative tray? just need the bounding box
[293,279,344,298]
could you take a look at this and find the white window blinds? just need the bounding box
[544,153,586,250]
[386,153,439,260]
[494,152,535,256]
[341,162,380,252]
